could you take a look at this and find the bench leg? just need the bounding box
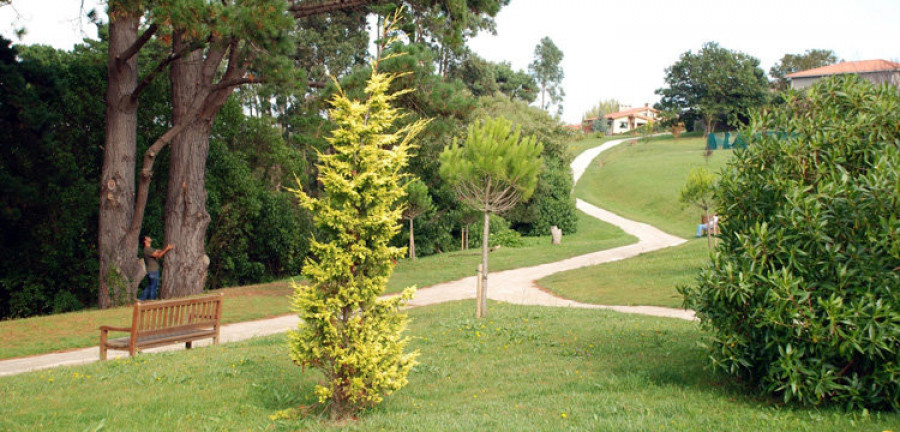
[100,331,108,361]
[185,341,192,349]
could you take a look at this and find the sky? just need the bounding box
[3,0,899,125]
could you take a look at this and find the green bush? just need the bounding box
[681,76,900,409]
[507,157,578,236]
[471,215,525,248]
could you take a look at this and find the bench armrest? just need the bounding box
[100,326,132,333]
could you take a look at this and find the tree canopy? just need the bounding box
[655,42,768,134]
[440,116,543,317]
[529,36,565,115]
[769,49,838,91]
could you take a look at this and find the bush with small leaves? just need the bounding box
[681,76,900,410]
[287,46,425,418]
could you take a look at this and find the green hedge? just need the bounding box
[682,76,900,409]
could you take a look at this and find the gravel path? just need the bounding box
[0,137,695,377]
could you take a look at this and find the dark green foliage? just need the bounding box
[477,95,578,236]
[681,76,900,410]
[655,42,768,133]
[0,39,105,318]
[507,157,577,236]
[448,53,537,103]
[205,100,312,289]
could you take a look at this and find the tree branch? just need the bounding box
[290,0,380,18]
[118,23,158,64]
[131,50,183,102]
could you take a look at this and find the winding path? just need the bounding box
[0,137,694,377]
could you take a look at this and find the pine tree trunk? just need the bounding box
[161,44,211,299]
[479,211,490,318]
[98,11,144,308]
[409,218,415,260]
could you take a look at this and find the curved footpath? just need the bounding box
[0,137,694,377]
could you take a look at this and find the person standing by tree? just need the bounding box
[139,236,173,301]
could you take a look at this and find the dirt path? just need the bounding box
[0,136,694,377]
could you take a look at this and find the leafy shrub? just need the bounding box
[681,76,900,409]
[471,215,524,248]
[507,157,578,236]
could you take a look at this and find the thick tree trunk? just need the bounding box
[161,45,212,298]
[479,211,490,318]
[98,12,144,308]
[161,122,212,298]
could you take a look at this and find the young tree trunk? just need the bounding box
[98,11,144,308]
[408,218,416,260]
[705,208,712,250]
[464,225,468,250]
[479,211,490,318]
[705,115,715,137]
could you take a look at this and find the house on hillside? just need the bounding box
[582,104,659,135]
[786,59,900,90]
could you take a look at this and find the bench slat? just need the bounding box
[106,328,217,349]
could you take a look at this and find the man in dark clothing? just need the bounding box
[139,235,174,301]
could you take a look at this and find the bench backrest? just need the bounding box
[131,294,223,338]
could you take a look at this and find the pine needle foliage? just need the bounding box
[439,116,543,317]
[286,17,427,418]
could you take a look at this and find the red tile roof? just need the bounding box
[604,106,658,120]
[786,59,900,78]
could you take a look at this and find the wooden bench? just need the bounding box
[99,294,223,360]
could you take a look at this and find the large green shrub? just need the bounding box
[681,76,900,409]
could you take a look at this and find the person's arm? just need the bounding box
[151,244,174,259]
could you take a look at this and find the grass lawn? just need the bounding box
[567,133,625,157]
[0,211,634,360]
[575,134,733,237]
[538,238,711,308]
[2,301,897,431]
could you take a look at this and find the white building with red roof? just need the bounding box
[786,59,900,90]
[582,104,659,135]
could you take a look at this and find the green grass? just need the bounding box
[2,301,897,431]
[575,136,732,236]
[0,210,633,361]
[538,239,712,308]
[0,283,294,361]
[566,133,625,157]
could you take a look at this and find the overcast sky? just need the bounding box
[3,0,899,124]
